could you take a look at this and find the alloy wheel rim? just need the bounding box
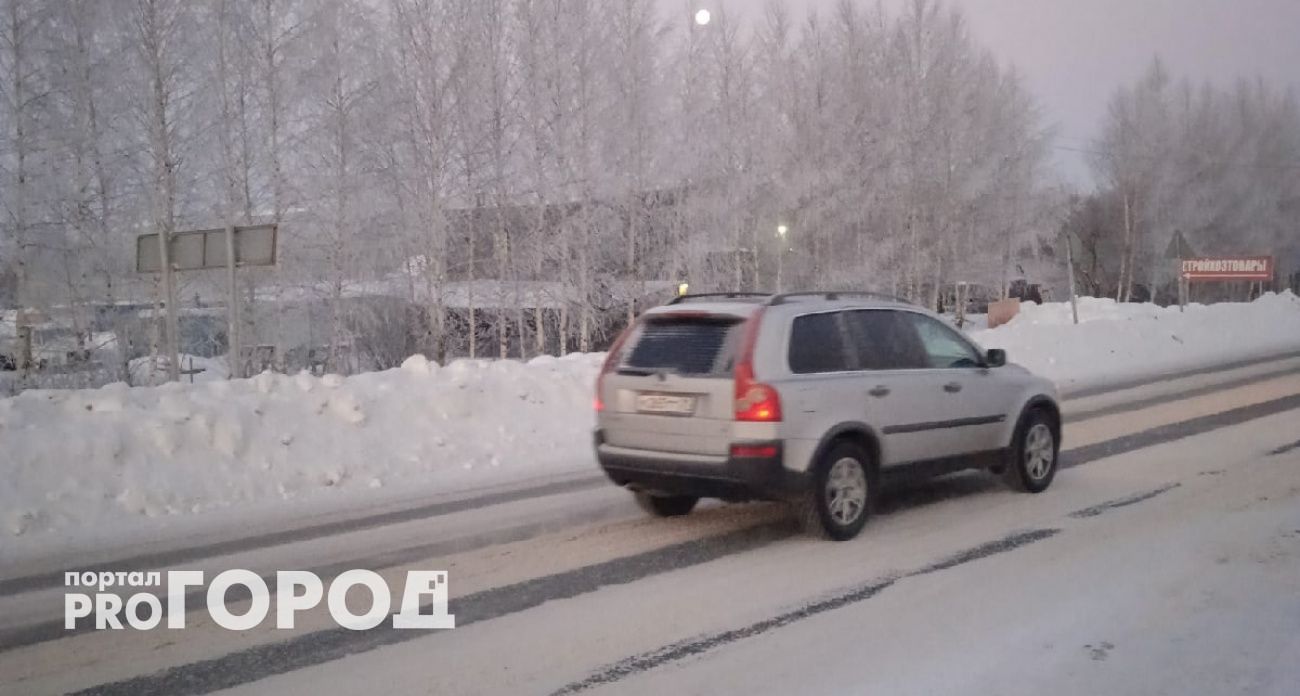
[826,457,868,525]
[1025,423,1055,480]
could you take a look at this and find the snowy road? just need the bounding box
[2,356,1299,695]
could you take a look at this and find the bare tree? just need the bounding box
[389,0,459,362]
[1,0,47,379]
[131,0,197,381]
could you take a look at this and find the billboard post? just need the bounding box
[137,224,277,381]
[157,230,180,382]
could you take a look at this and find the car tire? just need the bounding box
[1002,409,1059,493]
[797,441,874,541]
[634,492,698,517]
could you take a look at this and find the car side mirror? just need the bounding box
[986,349,1007,368]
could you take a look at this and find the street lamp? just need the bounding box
[776,225,789,292]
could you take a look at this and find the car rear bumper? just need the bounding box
[594,431,808,501]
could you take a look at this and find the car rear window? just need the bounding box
[621,317,742,376]
[788,312,852,374]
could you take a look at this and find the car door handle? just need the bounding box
[943,382,963,393]
[868,386,891,398]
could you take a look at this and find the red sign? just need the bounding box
[1180,256,1274,281]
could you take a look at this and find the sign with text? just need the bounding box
[1180,256,1273,281]
[136,224,277,273]
[65,568,454,631]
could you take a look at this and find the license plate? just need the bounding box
[635,393,697,415]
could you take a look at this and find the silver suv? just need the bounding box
[594,291,1062,540]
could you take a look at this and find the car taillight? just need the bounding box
[595,320,638,412]
[733,308,782,422]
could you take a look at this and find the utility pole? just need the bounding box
[1064,231,1079,325]
[157,230,181,381]
[225,224,242,379]
[777,225,788,293]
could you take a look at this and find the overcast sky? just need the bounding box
[669,0,1300,186]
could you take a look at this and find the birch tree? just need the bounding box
[131,0,198,381]
[0,0,47,378]
[389,0,459,360]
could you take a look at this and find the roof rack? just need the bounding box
[668,292,773,305]
[767,290,914,306]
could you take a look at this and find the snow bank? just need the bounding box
[970,291,1300,393]
[0,353,602,556]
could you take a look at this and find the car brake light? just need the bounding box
[595,320,638,412]
[733,308,782,422]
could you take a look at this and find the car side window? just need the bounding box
[843,310,929,370]
[788,312,852,374]
[902,313,984,369]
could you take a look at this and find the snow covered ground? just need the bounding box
[971,291,1300,393]
[1,293,1297,560]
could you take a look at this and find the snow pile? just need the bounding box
[0,353,602,552]
[970,291,1300,393]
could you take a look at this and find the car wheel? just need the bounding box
[798,441,874,541]
[633,492,699,517]
[1002,409,1058,493]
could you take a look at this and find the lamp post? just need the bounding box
[776,225,789,292]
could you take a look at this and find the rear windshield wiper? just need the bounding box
[617,366,678,377]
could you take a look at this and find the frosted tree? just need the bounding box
[0,0,48,378]
[130,0,202,381]
[248,0,302,225]
[1092,58,1172,302]
[388,0,460,361]
[0,0,1070,388]
[298,0,385,372]
[1088,60,1299,302]
[605,0,663,318]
